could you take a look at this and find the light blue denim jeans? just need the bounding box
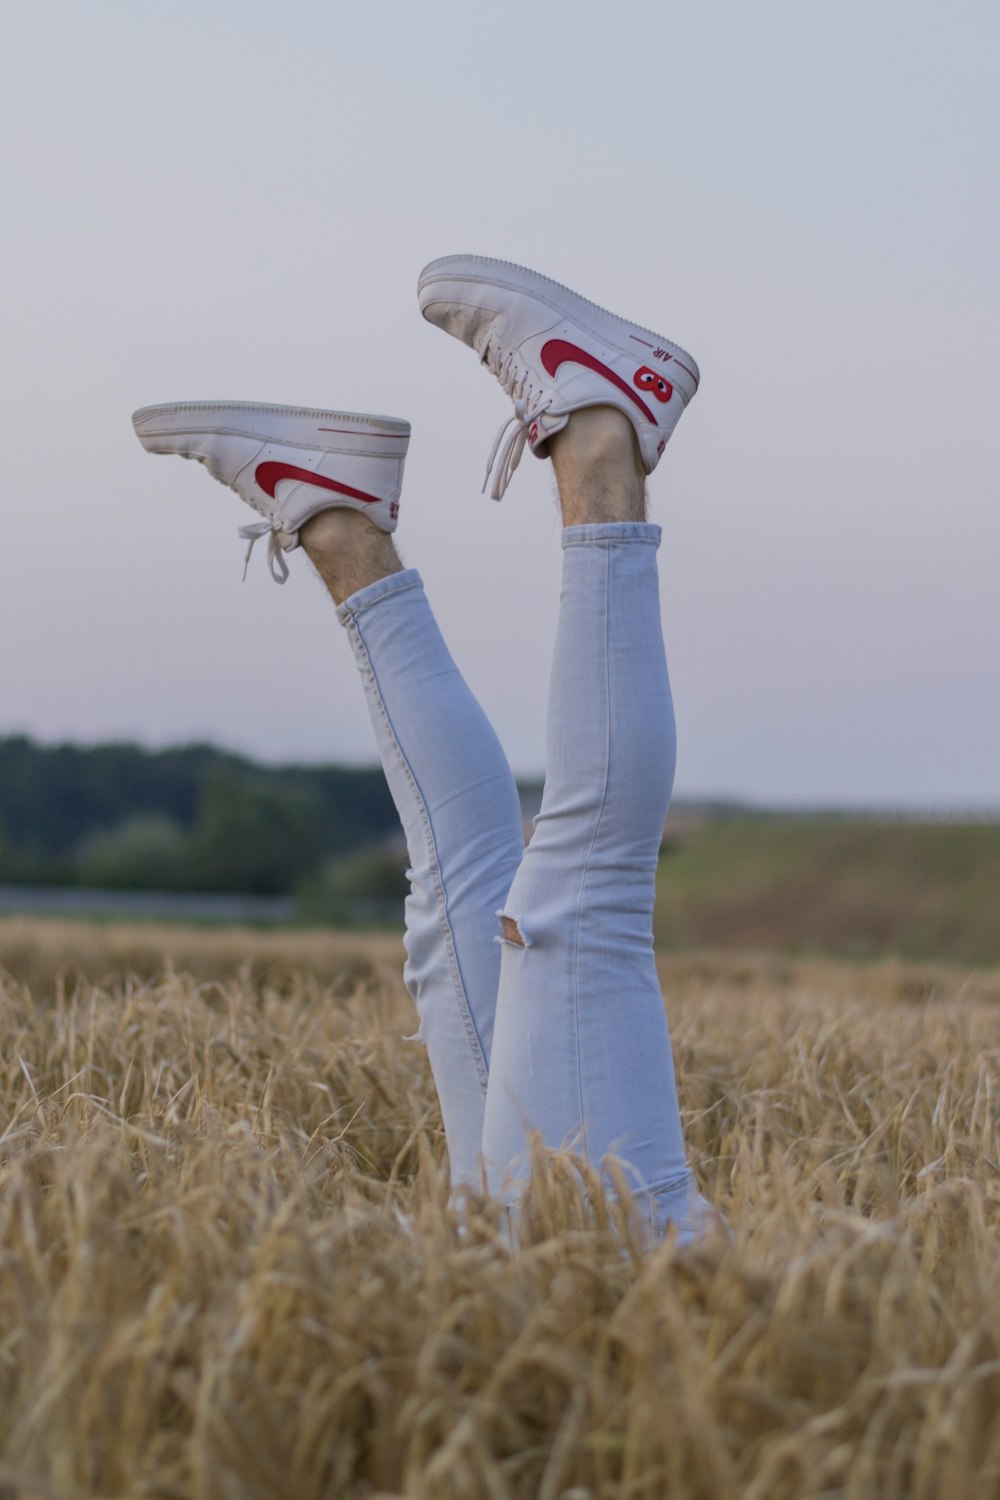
[337,522,710,1242]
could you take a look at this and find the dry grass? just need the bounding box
[1,919,1000,1499]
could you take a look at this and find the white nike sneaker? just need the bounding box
[417,255,700,500]
[132,401,410,583]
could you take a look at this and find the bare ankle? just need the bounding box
[300,509,403,605]
[549,408,647,526]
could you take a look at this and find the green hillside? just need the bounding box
[655,816,1000,966]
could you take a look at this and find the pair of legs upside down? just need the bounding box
[134,255,716,1244]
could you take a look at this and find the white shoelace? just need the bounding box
[481,343,552,501]
[238,521,290,584]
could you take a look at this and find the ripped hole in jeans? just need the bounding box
[499,914,527,948]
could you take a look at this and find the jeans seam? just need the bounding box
[570,544,614,1154]
[347,616,490,1094]
[644,1168,694,1195]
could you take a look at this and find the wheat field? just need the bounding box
[1,919,999,1499]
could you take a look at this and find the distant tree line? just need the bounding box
[0,736,401,896]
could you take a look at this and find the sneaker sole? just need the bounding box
[417,254,700,394]
[132,400,410,446]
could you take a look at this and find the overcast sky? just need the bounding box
[3,1,997,808]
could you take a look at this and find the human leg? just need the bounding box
[418,260,712,1238]
[484,412,707,1238]
[132,404,524,1187]
[302,512,525,1188]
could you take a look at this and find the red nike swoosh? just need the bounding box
[255,461,382,506]
[540,339,656,423]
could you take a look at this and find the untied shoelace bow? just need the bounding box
[481,342,552,501]
[238,520,290,584]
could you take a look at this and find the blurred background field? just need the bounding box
[4,736,999,966]
[655,814,1000,966]
[1,919,999,1499]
